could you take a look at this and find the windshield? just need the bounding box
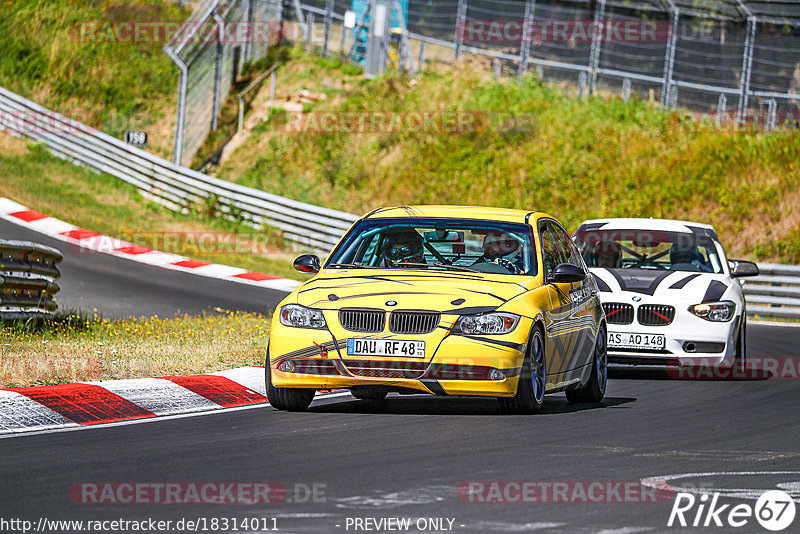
[573,228,724,273]
[327,217,537,276]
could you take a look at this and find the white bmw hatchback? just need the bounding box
[573,218,759,370]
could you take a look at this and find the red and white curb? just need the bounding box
[0,196,301,293]
[0,367,347,435]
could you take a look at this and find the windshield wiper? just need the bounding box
[394,262,479,273]
[327,262,380,269]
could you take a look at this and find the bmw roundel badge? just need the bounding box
[632,296,642,302]
[386,300,397,307]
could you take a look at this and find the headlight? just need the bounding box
[454,312,519,335]
[279,304,327,329]
[688,301,735,322]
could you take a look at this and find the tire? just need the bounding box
[565,324,607,404]
[265,349,315,412]
[734,314,746,374]
[498,326,546,414]
[350,390,388,401]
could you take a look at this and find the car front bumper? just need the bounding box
[269,316,533,397]
[606,315,741,369]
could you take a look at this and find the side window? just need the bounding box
[553,224,583,269]
[539,222,566,279]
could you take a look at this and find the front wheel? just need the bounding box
[265,349,315,411]
[566,324,607,404]
[498,326,546,414]
[734,315,746,374]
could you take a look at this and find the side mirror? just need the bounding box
[550,263,586,283]
[729,259,759,278]
[293,254,321,274]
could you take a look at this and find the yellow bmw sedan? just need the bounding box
[267,206,607,413]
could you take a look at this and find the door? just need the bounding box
[539,220,581,386]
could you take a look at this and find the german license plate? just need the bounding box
[608,332,665,350]
[347,338,425,358]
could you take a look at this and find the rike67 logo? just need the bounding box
[668,490,796,531]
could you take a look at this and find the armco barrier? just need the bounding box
[742,263,800,319]
[0,86,358,251]
[0,240,62,319]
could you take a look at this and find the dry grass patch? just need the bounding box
[0,309,270,387]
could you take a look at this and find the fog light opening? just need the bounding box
[488,369,505,381]
[283,360,296,372]
[684,342,696,353]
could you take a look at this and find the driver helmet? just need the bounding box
[383,227,424,265]
[670,245,702,265]
[594,240,621,268]
[482,231,520,260]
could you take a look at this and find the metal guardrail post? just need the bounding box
[588,0,607,94]
[578,71,587,99]
[270,69,277,105]
[737,15,757,125]
[291,0,308,44]
[306,13,315,46]
[322,0,335,56]
[661,4,679,107]
[766,98,777,132]
[518,0,536,78]
[164,47,189,165]
[716,94,727,126]
[454,0,467,59]
[211,10,225,132]
[244,0,256,63]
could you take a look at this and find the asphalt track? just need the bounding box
[0,218,287,318]
[2,218,800,532]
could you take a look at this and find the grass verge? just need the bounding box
[0,308,270,388]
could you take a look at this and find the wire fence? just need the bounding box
[164,0,284,167]
[289,0,800,130]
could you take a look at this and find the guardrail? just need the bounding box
[0,86,359,251]
[0,240,62,319]
[743,263,800,319]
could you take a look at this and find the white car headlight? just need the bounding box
[454,312,519,335]
[688,301,735,322]
[280,304,327,329]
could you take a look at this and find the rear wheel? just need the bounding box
[498,326,546,414]
[566,324,607,404]
[350,389,388,401]
[265,349,315,411]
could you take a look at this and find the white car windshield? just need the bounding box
[573,228,724,273]
[326,217,537,275]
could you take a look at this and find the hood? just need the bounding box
[589,267,735,304]
[294,269,535,313]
